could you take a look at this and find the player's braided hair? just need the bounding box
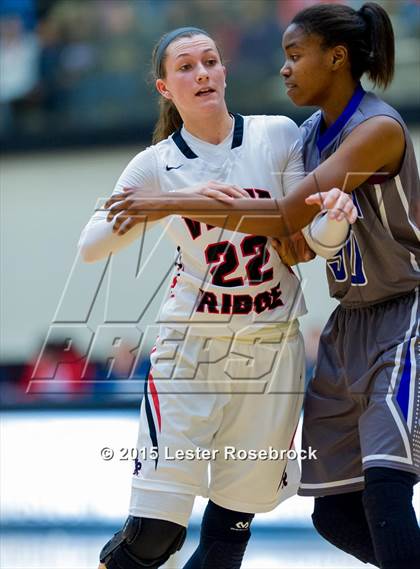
[151,27,222,144]
[291,2,394,89]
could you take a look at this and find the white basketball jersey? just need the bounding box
[80,114,307,333]
[149,114,307,332]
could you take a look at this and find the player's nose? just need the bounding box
[280,62,290,77]
[196,64,209,81]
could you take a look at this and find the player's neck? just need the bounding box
[182,110,233,145]
[320,77,360,128]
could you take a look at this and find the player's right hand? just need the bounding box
[181,181,251,204]
[305,188,357,223]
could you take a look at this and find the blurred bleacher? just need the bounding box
[1,0,419,153]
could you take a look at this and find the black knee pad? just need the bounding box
[363,467,420,569]
[312,492,379,566]
[200,500,254,542]
[183,501,254,569]
[100,516,186,569]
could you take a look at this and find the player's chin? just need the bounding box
[286,88,307,106]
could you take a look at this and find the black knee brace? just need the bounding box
[100,516,186,569]
[182,500,254,569]
[312,492,379,566]
[363,467,420,569]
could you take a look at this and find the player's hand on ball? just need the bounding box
[305,188,358,223]
[271,232,315,266]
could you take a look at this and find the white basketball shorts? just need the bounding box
[129,321,305,526]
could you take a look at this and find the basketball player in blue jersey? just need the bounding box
[272,3,420,568]
[80,27,357,569]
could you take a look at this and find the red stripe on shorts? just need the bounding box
[148,372,161,432]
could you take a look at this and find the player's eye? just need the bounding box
[206,59,217,66]
[179,63,191,71]
[290,55,300,62]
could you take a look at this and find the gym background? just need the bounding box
[1,0,419,567]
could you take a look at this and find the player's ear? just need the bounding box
[156,78,172,100]
[331,45,348,70]
[223,66,227,87]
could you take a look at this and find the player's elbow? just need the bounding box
[80,249,99,263]
[77,236,104,263]
[78,245,98,263]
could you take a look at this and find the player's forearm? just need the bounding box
[78,216,144,262]
[160,194,320,238]
[166,195,281,236]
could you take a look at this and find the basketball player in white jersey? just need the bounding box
[79,27,356,569]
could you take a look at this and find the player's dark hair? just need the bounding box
[291,2,394,88]
[151,28,221,144]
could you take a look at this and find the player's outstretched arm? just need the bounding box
[104,115,404,239]
[274,115,405,233]
[261,115,403,237]
[269,114,406,263]
[106,183,356,239]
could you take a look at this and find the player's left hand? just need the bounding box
[305,188,357,223]
[271,232,315,266]
[105,182,251,235]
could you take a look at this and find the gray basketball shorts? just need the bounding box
[299,287,420,497]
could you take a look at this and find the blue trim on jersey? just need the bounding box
[144,375,159,468]
[172,113,244,158]
[317,84,365,154]
[396,343,411,421]
[172,130,198,159]
[231,113,244,149]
